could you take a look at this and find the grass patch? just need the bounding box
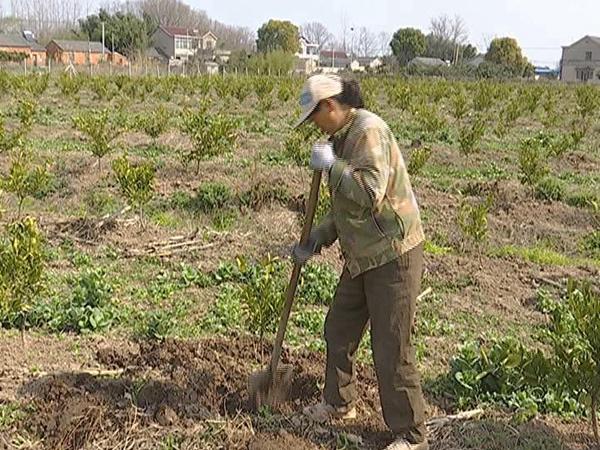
[491,245,599,268]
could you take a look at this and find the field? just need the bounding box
[0,71,599,450]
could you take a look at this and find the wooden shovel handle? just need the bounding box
[270,170,322,375]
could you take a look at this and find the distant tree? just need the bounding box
[256,19,300,53]
[356,26,377,57]
[390,27,426,65]
[425,14,472,63]
[377,31,392,56]
[79,9,155,57]
[485,37,531,76]
[462,44,478,61]
[301,22,333,51]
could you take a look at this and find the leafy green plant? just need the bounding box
[135,105,170,144]
[413,103,448,141]
[0,115,22,153]
[72,109,125,169]
[15,98,36,133]
[518,134,550,186]
[179,108,238,172]
[579,231,600,259]
[57,73,84,97]
[473,81,495,112]
[31,268,116,334]
[407,145,432,176]
[193,182,233,212]
[574,85,600,120]
[281,124,321,166]
[112,154,155,227]
[0,217,45,331]
[546,280,600,444]
[457,195,493,245]
[298,263,337,305]
[139,309,178,341]
[458,115,486,154]
[237,254,286,341]
[1,151,50,218]
[534,177,565,202]
[451,87,469,120]
[239,180,290,211]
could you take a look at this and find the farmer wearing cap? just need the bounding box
[292,74,428,450]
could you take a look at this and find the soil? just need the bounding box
[0,335,595,450]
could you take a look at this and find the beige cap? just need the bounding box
[294,74,343,128]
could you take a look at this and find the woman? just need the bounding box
[292,74,428,450]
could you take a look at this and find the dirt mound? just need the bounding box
[16,337,387,450]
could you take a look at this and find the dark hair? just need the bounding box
[333,78,365,109]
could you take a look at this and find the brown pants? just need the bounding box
[323,244,426,443]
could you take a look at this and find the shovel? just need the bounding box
[248,169,322,409]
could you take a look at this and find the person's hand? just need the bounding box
[309,142,335,172]
[291,233,320,265]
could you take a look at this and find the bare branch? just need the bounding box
[300,22,333,51]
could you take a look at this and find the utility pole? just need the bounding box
[101,22,105,61]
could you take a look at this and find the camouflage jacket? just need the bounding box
[314,108,424,277]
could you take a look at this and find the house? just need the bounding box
[151,25,218,62]
[109,51,128,66]
[319,50,350,73]
[534,66,559,81]
[144,46,167,63]
[295,36,319,74]
[466,54,486,67]
[46,40,110,65]
[350,57,383,72]
[560,35,600,83]
[0,32,47,66]
[408,57,448,68]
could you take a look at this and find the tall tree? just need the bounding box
[9,0,87,38]
[390,27,426,66]
[300,22,333,51]
[377,31,392,56]
[426,14,469,63]
[356,26,377,57]
[137,0,207,28]
[256,19,299,53]
[79,9,154,57]
[485,37,530,75]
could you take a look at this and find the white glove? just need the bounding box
[291,233,321,265]
[310,142,335,172]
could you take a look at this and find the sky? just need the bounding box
[2,0,599,67]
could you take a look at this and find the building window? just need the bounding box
[585,51,592,61]
[576,67,594,81]
[175,36,192,50]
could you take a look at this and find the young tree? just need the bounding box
[300,22,333,50]
[256,19,300,53]
[390,27,426,66]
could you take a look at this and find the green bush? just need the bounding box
[112,155,155,226]
[72,109,125,168]
[0,152,50,218]
[180,108,238,172]
[579,231,600,259]
[31,268,116,334]
[0,217,46,330]
[534,177,565,202]
[407,146,432,176]
[456,195,493,245]
[298,263,338,305]
[196,182,233,211]
[518,134,550,186]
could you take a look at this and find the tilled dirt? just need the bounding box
[1,335,596,450]
[9,337,389,450]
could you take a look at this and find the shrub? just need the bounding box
[407,145,432,176]
[72,109,125,169]
[518,134,550,186]
[534,177,565,202]
[457,195,493,245]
